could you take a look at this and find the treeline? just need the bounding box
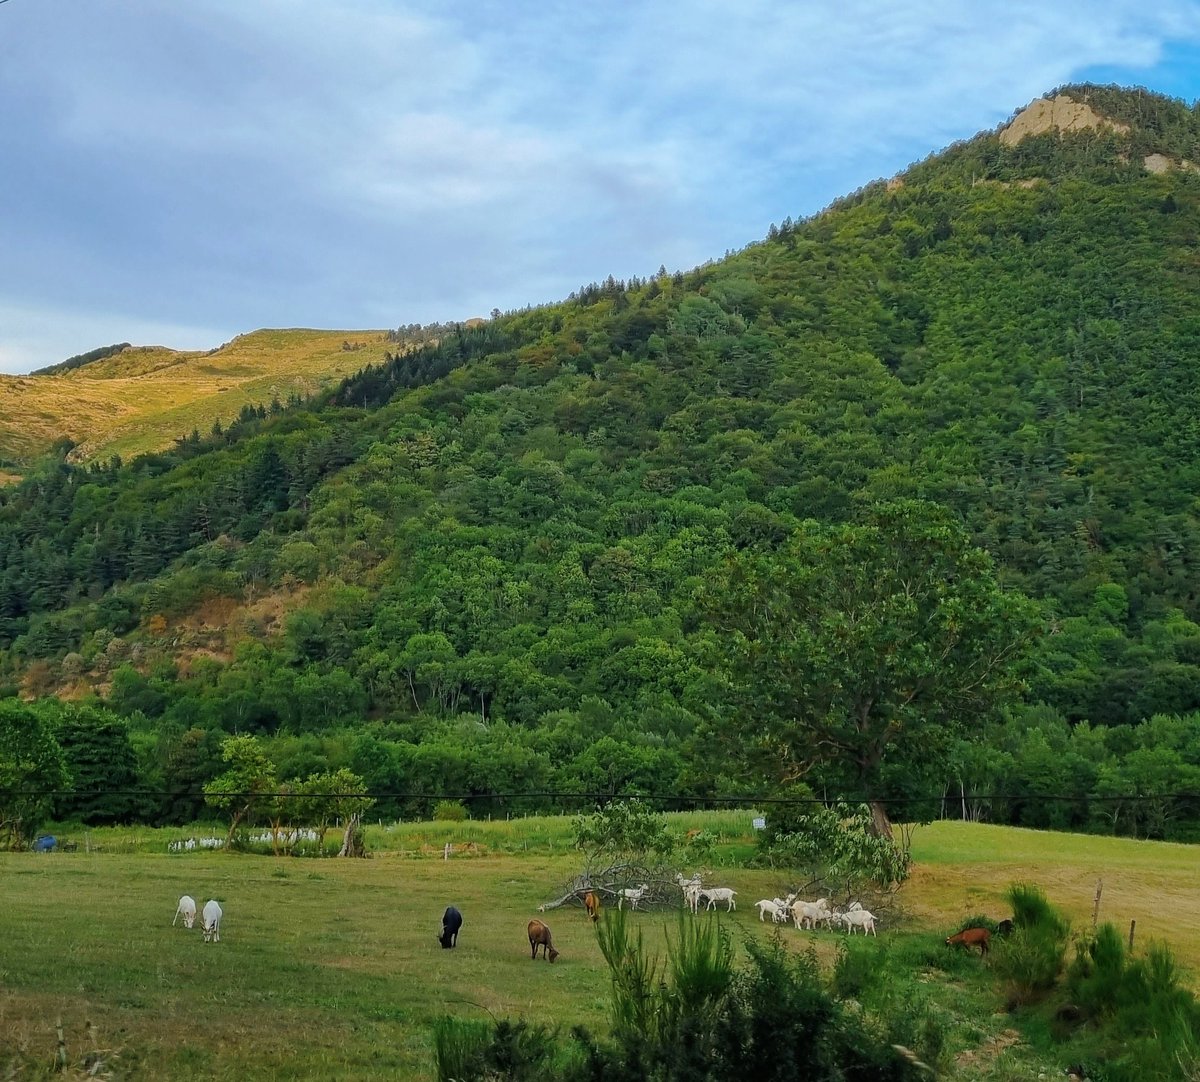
[10,688,1200,846]
[30,342,131,377]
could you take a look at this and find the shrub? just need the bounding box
[433,799,469,822]
[832,939,889,999]
[991,884,1069,1007]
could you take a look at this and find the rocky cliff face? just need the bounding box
[999,93,1129,146]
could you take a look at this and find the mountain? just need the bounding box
[0,328,392,467]
[4,83,1200,829]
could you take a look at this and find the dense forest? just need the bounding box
[4,84,1200,838]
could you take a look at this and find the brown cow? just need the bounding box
[946,927,991,956]
[528,918,560,962]
[584,891,600,922]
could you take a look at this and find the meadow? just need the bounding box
[2,816,1198,1080]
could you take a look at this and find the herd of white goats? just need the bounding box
[616,874,878,935]
[171,895,223,942]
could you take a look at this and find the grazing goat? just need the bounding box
[172,895,196,929]
[439,906,463,948]
[584,891,600,922]
[755,899,787,923]
[791,898,832,930]
[201,899,222,943]
[995,919,1014,937]
[701,887,737,912]
[840,908,877,936]
[946,927,990,955]
[527,918,559,962]
[618,883,649,911]
[676,873,702,914]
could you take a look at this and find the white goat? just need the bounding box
[172,895,196,929]
[201,899,223,942]
[755,899,787,922]
[683,883,703,914]
[841,908,877,936]
[618,883,649,911]
[676,873,702,911]
[791,898,832,930]
[701,887,737,911]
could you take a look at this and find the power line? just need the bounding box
[9,788,1200,805]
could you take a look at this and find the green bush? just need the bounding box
[832,939,889,999]
[991,884,1069,1007]
[433,799,469,822]
[433,1016,492,1082]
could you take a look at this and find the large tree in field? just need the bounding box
[704,500,1042,838]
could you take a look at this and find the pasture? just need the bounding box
[2,818,1198,1080]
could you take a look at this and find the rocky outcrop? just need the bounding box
[1000,94,1129,147]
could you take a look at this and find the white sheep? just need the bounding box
[618,883,649,911]
[701,887,737,911]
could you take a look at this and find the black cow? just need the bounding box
[439,906,463,949]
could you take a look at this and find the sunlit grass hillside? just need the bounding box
[0,328,391,466]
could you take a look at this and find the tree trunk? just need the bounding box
[868,799,894,841]
[338,813,364,857]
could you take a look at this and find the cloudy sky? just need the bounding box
[2,1,1200,374]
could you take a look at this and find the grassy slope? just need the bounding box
[0,329,390,465]
[1,818,1195,1080]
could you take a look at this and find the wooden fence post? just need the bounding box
[1091,879,1103,927]
[1128,919,1137,951]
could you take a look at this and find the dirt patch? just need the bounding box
[1000,94,1129,147]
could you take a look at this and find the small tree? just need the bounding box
[298,768,374,854]
[204,735,277,850]
[759,802,911,904]
[540,799,684,911]
[0,700,70,850]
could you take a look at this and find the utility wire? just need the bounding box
[8,788,1200,804]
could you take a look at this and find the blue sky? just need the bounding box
[2,1,1200,374]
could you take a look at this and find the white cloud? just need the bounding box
[1,0,1199,370]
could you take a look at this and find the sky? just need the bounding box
[2,2,1200,374]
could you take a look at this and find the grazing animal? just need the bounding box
[618,883,649,911]
[840,908,878,936]
[755,899,787,922]
[527,918,559,962]
[946,927,990,955]
[676,874,702,913]
[584,891,600,922]
[995,918,1014,937]
[201,899,222,943]
[173,895,197,929]
[792,898,833,930]
[701,887,737,912]
[439,905,463,948]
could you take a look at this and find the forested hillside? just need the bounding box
[5,84,1200,836]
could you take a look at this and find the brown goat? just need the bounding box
[946,927,991,956]
[527,918,559,962]
[584,891,600,922]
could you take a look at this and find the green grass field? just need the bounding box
[2,818,1196,1080]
